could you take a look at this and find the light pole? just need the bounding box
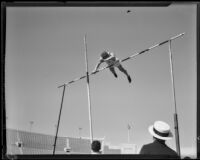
[127,124,131,143]
[54,124,57,132]
[79,127,82,138]
[29,121,34,132]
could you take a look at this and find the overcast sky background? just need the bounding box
[5,4,196,157]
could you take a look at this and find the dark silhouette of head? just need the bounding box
[101,51,109,59]
[91,140,101,153]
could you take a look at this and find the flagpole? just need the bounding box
[84,34,94,144]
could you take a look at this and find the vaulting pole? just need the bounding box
[53,85,66,155]
[84,34,94,144]
[168,40,181,156]
[58,33,185,88]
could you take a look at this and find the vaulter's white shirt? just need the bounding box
[100,52,120,67]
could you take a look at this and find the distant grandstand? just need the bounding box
[6,128,137,155]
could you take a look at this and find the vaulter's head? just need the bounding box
[101,51,109,59]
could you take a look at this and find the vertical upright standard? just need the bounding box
[84,34,94,144]
[53,85,66,155]
[168,40,181,156]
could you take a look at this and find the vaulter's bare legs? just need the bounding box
[118,65,132,83]
[109,67,118,78]
[109,65,132,83]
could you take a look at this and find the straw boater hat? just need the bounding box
[148,121,173,141]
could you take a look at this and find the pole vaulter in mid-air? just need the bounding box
[93,50,132,83]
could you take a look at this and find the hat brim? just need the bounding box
[148,125,173,141]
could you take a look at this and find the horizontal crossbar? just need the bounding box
[58,32,185,88]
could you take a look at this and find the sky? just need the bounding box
[5,4,196,157]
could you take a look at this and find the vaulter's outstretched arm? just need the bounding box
[94,59,104,72]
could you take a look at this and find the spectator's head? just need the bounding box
[101,51,109,59]
[148,121,173,141]
[91,140,101,153]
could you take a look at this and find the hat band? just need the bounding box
[153,127,169,137]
